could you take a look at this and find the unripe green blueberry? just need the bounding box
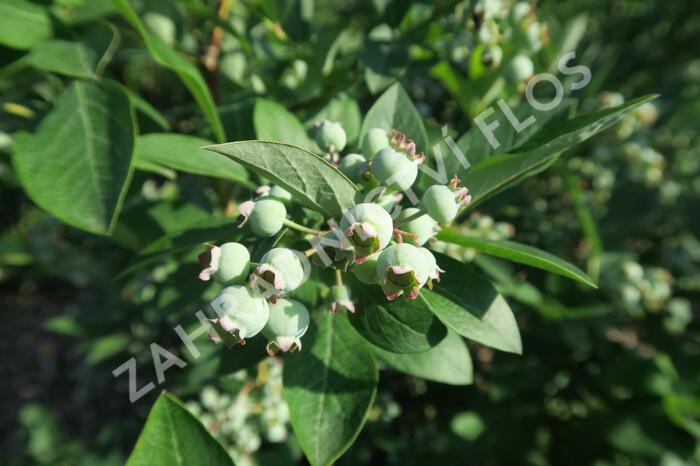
[209,286,270,342]
[340,203,394,263]
[483,44,503,69]
[252,248,308,301]
[509,1,532,26]
[397,208,438,246]
[238,198,287,237]
[523,22,543,52]
[361,128,390,159]
[371,146,419,191]
[505,54,534,84]
[352,251,381,284]
[422,185,460,223]
[425,179,472,224]
[376,243,431,300]
[315,121,347,152]
[262,298,310,354]
[339,153,368,183]
[143,11,176,45]
[198,242,251,284]
[330,285,355,313]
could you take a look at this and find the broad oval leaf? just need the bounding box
[284,312,378,466]
[349,280,447,353]
[423,253,522,354]
[254,99,316,151]
[0,0,52,50]
[437,228,597,288]
[360,82,429,155]
[126,392,234,466]
[462,95,659,208]
[205,141,357,218]
[134,133,251,186]
[112,0,225,143]
[28,22,120,79]
[12,80,135,235]
[372,329,473,385]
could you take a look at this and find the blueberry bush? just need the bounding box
[1,0,698,465]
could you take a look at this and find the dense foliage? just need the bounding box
[1,0,698,465]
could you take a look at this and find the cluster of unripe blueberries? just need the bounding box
[200,121,472,355]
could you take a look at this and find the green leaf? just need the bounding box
[284,312,378,466]
[117,216,240,278]
[372,329,473,385]
[204,141,357,218]
[134,133,251,186]
[360,82,429,155]
[362,25,408,94]
[12,81,135,235]
[254,99,316,151]
[112,0,225,143]
[437,228,597,288]
[455,99,573,166]
[28,22,120,79]
[349,280,447,353]
[462,95,658,208]
[0,0,52,50]
[423,253,522,354]
[108,80,171,130]
[126,392,234,466]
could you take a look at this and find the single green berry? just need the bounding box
[315,120,347,152]
[509,1,532,26]
[376,243,431,300]
[198,242,250,284]
[482,44,503,69]
[262,298,310,354]
[371,146,419,191]
[209,286,270,344]
[330,284,355,313]
[238,198,287,237]
[252,248,308,301]
[505,54,534,84]
[340,203,394,263]
[361,128,390,159]
[339,153,368,183]
[397,208,438,246]
[422,179,472,224]
[351,252,380,284]
[522,22,543,52]
[143,11,176,45]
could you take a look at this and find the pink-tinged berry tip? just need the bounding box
[237,200,255,227]
[406,287,421,299]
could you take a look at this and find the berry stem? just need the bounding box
[335,269,343,286]
[283,218,323,235]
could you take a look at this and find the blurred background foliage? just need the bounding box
[1,0,698,465]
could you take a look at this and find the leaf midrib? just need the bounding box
[74,82,108,228]
[313,315,334,464]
